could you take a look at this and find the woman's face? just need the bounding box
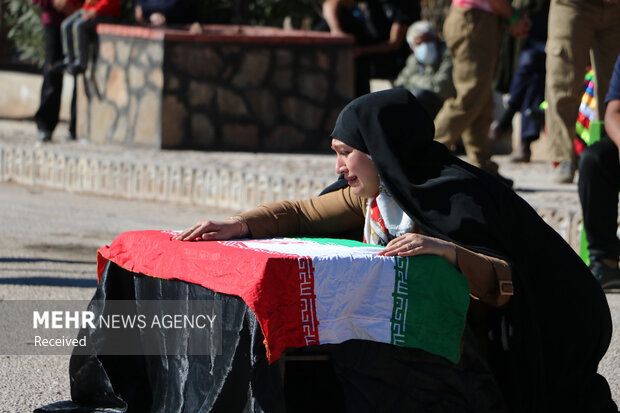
[331,139,381,198]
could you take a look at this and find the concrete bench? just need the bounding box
[78,24,354,152]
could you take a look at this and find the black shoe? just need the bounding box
[49,60,68,74]
[67,63,86,75]
[37,130,52,142]
[589,260,620,291]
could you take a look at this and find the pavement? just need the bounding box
[0,118,618,410]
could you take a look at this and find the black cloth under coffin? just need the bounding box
[36,260,510,413]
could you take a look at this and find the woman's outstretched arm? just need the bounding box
[174,186,365,241]
[172,217,249,241]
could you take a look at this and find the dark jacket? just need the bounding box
[32,0,67,26]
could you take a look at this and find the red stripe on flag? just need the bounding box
[97,230,314,362]
[98,231,270,296]
[249,256,320,361]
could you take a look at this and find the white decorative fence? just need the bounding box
[0,145,334,211]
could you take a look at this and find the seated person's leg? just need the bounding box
[60,11,83,66]
[73,16,97,72]
[578,137,620,289]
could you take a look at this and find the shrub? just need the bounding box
[5,0,44,66]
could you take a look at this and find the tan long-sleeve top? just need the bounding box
[239,187,513,307]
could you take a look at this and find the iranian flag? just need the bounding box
[98,231,470,364]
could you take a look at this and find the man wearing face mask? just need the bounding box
[393,21,456,119]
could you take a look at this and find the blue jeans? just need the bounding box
[506,46,546,143]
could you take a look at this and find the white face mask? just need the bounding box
[414,42,439,65]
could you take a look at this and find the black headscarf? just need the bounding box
[331,89,616,412]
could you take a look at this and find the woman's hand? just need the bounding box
[376,233,457,266]
[172,217,248,241]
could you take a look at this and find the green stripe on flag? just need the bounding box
[299,237,382,248]
[390,255,470,363]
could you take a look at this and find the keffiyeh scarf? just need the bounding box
[363,183,414,246]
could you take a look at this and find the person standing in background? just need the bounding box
[32,0,80,142]
[433,0,530,184]
[489,0,549,163]
[545,0,620,183]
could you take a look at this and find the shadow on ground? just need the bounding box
[0,276,97,288]
[0,257,96,265]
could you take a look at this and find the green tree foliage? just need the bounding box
[5,0,44,66]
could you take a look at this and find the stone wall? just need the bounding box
[79,29,164,146]
[78,24,354,152]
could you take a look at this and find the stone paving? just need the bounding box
[0,118,583,250]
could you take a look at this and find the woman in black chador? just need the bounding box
[177,89,616,412]
[39,89,616,413]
